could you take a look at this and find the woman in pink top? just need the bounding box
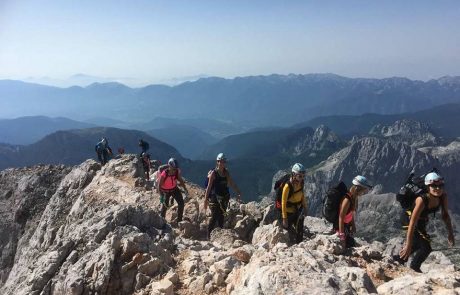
[158,158,188,224]
[335,175,372,248]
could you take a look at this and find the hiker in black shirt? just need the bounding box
[139,139,149,156]
[204,153,241,239]
[399,172,455,272]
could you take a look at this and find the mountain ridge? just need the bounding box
[0,127,185,170]
[3,74,460,126]
[0,155,458,294]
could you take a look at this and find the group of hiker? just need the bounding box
[94,137,152,171]
[156,152,241,237]
[94,137,455,273]
[276,165,454,273]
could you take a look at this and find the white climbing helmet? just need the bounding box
[168,158,178,168]
[425,172,444,186]
[352,175,373,189]
[216,153,227,161]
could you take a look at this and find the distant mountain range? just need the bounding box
[298,103,460,139]
[1,102,460,201]
[198,125,344,162]
[2,74,460,127]
[0,127,184,170]
[133,117,245,139]
[181,126,346,199]
[147,125,218,159]
[301,135,460,216]
[0,116,95,145]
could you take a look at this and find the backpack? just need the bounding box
[157,164,178,187]
[274,174,303,210]
[396,168,438,210]
[322,181,348,224]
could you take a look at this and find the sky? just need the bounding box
[0,0,459,86]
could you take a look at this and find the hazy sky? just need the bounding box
[0,0,459,86]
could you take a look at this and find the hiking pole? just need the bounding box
[432,247,460,251]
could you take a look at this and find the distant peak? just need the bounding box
[437,76,460,86]
[85,82,130,89]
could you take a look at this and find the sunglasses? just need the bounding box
[294,173,305,179]
[430,184,444,189]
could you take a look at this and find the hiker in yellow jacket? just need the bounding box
[281,163,308,244]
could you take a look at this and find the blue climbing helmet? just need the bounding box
[291,163,306,174]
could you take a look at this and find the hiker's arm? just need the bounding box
[226,172,242,199]
[281,185,290,220]
[338,198,350,235]
[441,193,455,247]
[177,171,188,193]
[281,184,290,228]
[400,197,424,260]
[353,197,359,233]
[205,171,215,199]
[204,172,215,210]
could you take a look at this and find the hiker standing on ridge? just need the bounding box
[204,153,242,239]
[399,172,455,273]
[280,163,308,244]
[139,139,149,156]
[95,137,112,166]
[141,152,152,180]
[158,158,188,225]
[335,175,372,248]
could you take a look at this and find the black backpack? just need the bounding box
[322,181,348,224]
[274,174,303,210]
[396,168,439,210]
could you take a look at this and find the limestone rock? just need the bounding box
[377,271,460,294]
[233,215,258,241]
[251,223,290,249]
[210,228,239,249]
[1,155,459,295]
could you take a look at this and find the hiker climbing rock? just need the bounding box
[141,152,152,180]
[158,158,188,225]
[204,153,242,239]
[334,175,372,248]
[139,139,149,156]
[95,137,112,166]
[276,163,308,244]
[398,171,455,272]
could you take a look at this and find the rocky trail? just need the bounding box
[0,155,458,294]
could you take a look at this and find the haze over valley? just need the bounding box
[1,1,460,294]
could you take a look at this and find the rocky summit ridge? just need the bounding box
[0,156,459,294]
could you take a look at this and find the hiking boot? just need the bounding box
[410,265,423,273]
